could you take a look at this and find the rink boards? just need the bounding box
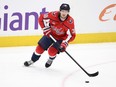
[0,32,116,47]
[0,0,116,47]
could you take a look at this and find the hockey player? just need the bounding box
[24,3,76,68]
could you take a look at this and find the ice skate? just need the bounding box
[24,60,34,67]
[45,59,53,68]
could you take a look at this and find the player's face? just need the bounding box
[60,10,69,19]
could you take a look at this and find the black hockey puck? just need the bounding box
[85,81,89,83]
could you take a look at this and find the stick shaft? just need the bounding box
[64,50,90,76]
[50,35,98,77]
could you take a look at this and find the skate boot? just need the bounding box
[24,52,41,67]
[45,58,53,68]
[24,60,34,67]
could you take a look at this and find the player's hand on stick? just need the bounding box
[60,42,68,52]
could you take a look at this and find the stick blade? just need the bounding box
[88,71,99,77]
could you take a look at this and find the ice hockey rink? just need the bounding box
[0,42,116,87]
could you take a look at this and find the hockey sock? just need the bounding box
[31,52,41,62]
[49,56,56,60]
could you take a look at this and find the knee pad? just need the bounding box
[48,46,58,57]
[35,45,45,54]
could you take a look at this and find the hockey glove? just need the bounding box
[60,42,68,52]
[43,27,51,36]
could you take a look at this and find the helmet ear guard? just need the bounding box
[60,3,70,12]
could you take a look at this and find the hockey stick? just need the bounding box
[50,35,99,77]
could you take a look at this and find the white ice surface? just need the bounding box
[0,43,116,87]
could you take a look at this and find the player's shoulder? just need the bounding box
[63,15,74,29]
[65,15,74,26]
[67,15,74,24]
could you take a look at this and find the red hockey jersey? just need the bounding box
[38,11,76,43]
